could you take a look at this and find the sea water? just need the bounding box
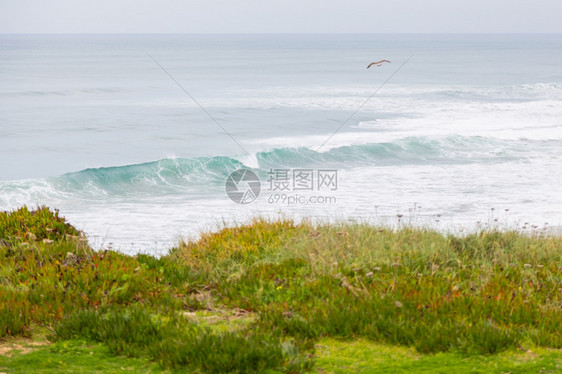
[1,34,561,254]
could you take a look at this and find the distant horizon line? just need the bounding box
[1,32,561,35]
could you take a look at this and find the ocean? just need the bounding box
[1,34,561,254]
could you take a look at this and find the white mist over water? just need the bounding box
[1,34,561,254]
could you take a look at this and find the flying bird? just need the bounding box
[367,60,391,68]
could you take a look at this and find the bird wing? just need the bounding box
[367,60,390,68]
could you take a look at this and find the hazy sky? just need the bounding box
[1,0,561,34]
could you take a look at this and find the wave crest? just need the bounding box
[0,135,549,204]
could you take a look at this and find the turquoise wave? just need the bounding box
[56,156,245,195]
[0,136,533,200]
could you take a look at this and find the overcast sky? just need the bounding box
[1,0,561,34]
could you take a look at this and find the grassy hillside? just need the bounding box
[1,206,561,373]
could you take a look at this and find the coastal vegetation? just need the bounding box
[1,206,561,373]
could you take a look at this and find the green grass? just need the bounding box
[1,337,560,374]
[1,206,561,373]
[172,218,562,354]
[0,339,163,373]
[314,338,561,373]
